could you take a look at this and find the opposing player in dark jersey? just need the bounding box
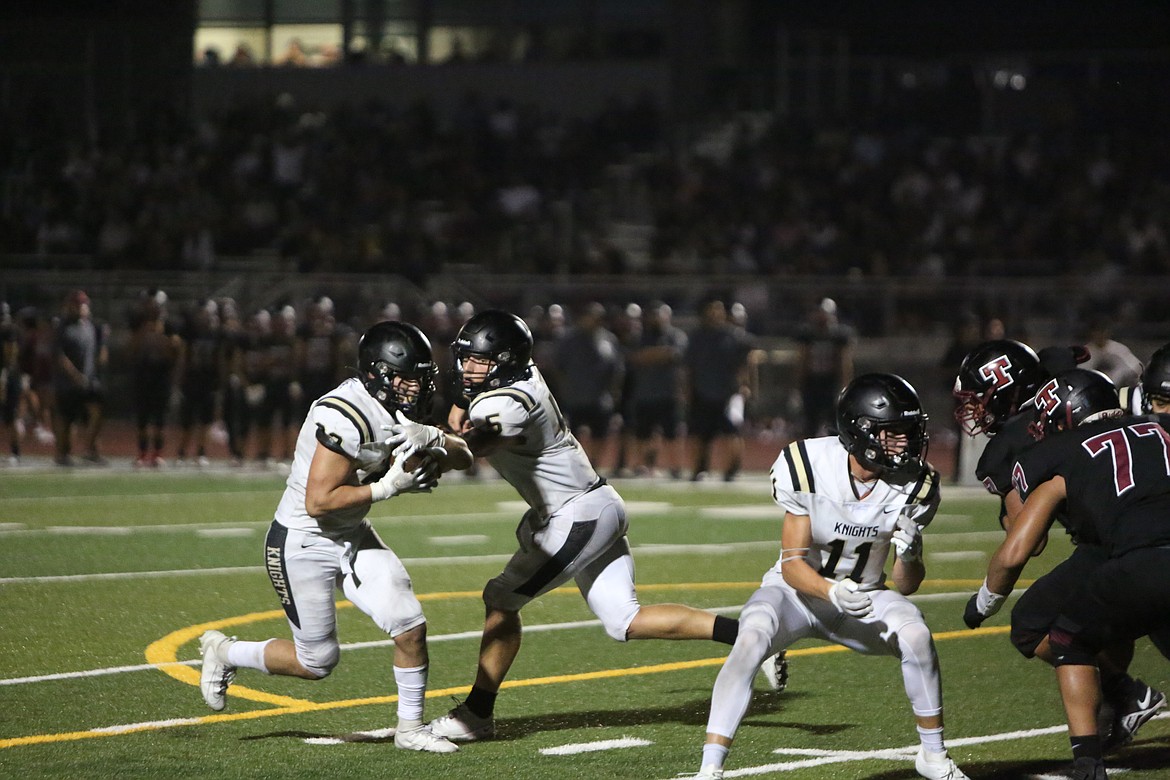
[966,369,1170,780]
[954,342,1162,752]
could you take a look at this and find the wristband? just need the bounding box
[370,479,392,503]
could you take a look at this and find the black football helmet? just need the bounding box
[357,321,437,419]
[953,339,1043,435]
[1141,343,1170,412]
[1030,369,1120,439]
[837,373,930,477]
[450,309,534,406]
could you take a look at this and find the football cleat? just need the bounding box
[1105,678,1166,750]
[428,701,496,742]
[199,630,238,711]
[914,748,970,780]
[690,764,724,779]
[761,651,789,692]
[393,725,460,753]
[1069,756,1107,780]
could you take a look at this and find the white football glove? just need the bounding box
[891,514,923,562]
[828,579,873,617]
[369,453,440,502]
[386,412,446,460]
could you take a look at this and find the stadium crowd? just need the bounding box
[2,94,1167,281]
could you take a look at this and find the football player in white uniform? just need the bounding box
[427,310,740,742]
[1120,342,1170,415]
[690,374,969,780]
[198,321,472,753]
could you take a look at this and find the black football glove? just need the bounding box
[963,594,987,629]
[963,580,1006,629]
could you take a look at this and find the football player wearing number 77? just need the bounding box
[691,373,969,780]
[197,321,472,754]
[965,369,1170,780]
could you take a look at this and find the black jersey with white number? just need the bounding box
[1012,414,1170,556]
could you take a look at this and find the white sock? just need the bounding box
[701,743,729,770]
[917,725,945,755]
[225,639,273,673]
[394,664,428,725]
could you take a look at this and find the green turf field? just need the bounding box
[1,469,1166,779]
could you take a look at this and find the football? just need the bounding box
[400,449,429,472]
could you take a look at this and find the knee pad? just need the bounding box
[894,619,935,661]
[482,578,529,614]
[602,600,640,642]
[738,601,780,637]
[729,622,773,664]
[295,636,340,678]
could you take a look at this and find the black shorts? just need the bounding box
[180,385,217,427]
[1051,547,1170,664]
[56,385,102,425]
[1010,543,1107,658]
[258,381,295,427]
[1,374,21,423]
[134,377,171,427]
[633,398,680,440]
[688,396,737,440]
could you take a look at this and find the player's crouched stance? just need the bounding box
[689,374,969,780]
[199,321,472,753]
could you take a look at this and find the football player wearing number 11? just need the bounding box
[691,374,969,780]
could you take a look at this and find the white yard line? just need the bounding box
[0,591,999,688]
[667,722,1158,778]
[427,534,491,545]
[0,536,794,585]
[540,737,653,755]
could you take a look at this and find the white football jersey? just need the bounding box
[274,378,396,537]
[1119,384,1145,415]
[469,366,601,519]
[768,436,938,589]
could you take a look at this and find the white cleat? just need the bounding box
[428,702,496,742]
[915,748,970,780]
[393,725,460,753]
[761,650,789,692]
[691,765,724,780]
[1108,679,1167,749]
[199,630,237,711]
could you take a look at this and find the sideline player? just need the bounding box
[427,310,740,743]
[198,321,471,753]
[689,374,968,780]
[966,369,1170,780]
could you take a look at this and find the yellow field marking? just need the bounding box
[6,579,1018,750]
